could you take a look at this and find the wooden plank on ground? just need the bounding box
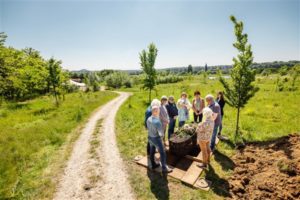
[181,137,220,186]
[193,178,212,191]
[136,156,148,167]
[168,167,185,179]
[181,152,204,186]
[134,137,220,189]
[168,157,191,179]
[185,155,203,163]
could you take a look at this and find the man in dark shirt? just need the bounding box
[216,91,228,140]
[166,96,178,140]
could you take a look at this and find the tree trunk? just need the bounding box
[235,107,240,141]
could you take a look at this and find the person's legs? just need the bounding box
[168,118,176,139]
[149,136,168,170]
[210,125,219,151]
[147,141,150,155]
[162,124,167,144]
[153,137,167,170]
[148,140,157,168]
[197,114,201,123]
[193,112,197,123]
[206,141,211,163]
[199,141,208,165]
[219,115,223,135]
[179,121,185,127]
[199,113,203,122]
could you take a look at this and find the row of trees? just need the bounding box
[0,32,70,105]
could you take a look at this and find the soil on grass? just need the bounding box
[228,134,300,200]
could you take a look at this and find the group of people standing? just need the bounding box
[145,91,226,172]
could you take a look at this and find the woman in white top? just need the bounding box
[177,92,192,127]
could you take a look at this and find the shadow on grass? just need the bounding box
[222,138,236,149]
[205,164,231,198]
[7,102,30,110]
[214,150,235,171]
[147,169,170,200]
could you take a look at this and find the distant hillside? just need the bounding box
[71,60,300,75]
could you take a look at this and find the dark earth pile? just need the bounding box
[228,134,300,200]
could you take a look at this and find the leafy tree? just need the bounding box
[187,64,193,73]
[0,47,25,100]
[219,15,259,142]
[205,63,208,72]
[261,68,271,76]
[47,58,62,106]
[84,72,100,92]
[105,71,131,88]
[202,71,208,84]
[290,64,300,91]
[279,65,289,76]
[140,43,158,103]
[59,70,71,100]
[0,32,7,46]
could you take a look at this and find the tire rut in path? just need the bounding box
[54,92,134,200]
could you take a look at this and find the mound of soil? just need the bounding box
[228,134,300,200]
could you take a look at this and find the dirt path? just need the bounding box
[54,92,135,200]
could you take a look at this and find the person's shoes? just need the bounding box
[218,135,229,141]
[197,163,208,169]
[151,163,160,170]
[162,166,173,173]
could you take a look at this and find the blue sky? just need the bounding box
[1,0,299,70]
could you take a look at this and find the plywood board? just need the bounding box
[181,152,204,186]
[180,137,220,186]
[194,178,212,191]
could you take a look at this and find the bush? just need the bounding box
[105,71,132,88]
[157,75,184,84]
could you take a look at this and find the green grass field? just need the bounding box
[116,75,300,199]
[0,91,118,199]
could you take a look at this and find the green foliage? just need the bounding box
[202,71,208,83]
[0,32,7,46]
[47,58,67,106]
[187,64,193,73]
[279,65,289,76]
[140,43,158,103]
[116,75,300,199]
[105,71,132,88]
[219,15,259,141]
[0,33,71,102]
[0,91,117,199]
[84,72,100,92]
[275,76,284,92]
[156,74,184,84]
[261,68,271,76]
[289,64,300,91]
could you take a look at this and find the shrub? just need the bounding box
[105,71,132,88]
[157,75,184,84]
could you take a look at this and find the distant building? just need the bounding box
[69,79,87,91]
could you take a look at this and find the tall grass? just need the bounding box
[0,91,118,199]
[116,75,300,199]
